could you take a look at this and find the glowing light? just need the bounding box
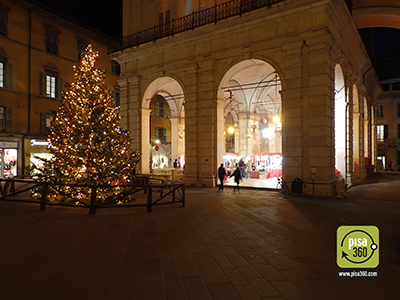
[227,127,235,134]
[273,115,280,123]
[262,128,274,139]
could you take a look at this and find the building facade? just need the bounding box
[113,0,381,197]
[0,0,120,177]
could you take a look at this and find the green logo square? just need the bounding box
[337,225,379,268]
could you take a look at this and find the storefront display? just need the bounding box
[223,152,282,180]
[24,139,53,175]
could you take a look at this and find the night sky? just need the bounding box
[29,0,123,38]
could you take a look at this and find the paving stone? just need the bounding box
[182,277,213,300]
[206,283,241,300]
[234,285,263,300]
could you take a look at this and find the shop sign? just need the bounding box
[31,139,50,147]
[0,141,18,148]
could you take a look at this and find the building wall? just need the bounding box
[0,0,120,177]
[115,0,381,196]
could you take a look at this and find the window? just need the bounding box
[0,3,10,35]
[0,62,3,87]
[376,124,388,142]
[398,103,400,118]
[376,104,384,118]
[155,127,167,142]
[46,75,56,98]
[111,60,120,75]
[154,96,167,117]
[77,38,89,61]
[0,106,12,132]
[45,24,60,54]
[112,87,120,107]
[41,67,63,99]
[41,113,53,134]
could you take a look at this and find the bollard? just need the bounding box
[147,186,152,212]
[182,184,185,207]
[40,184,48,211]
[89,187,97,215]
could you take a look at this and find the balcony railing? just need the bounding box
[111,0,285,52]
[378,138,400,146]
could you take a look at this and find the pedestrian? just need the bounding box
[173,159,179,168]
[218,163,226,192]
[239,158,245,178]
[388,158,393,171]
[230,166,242,193]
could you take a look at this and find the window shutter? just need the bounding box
[398,124,400,139]
[41,73,46,96]
[5,107,11,132]
[155,127,159,140]
[163,128,167,142]
[40,113,47,134]
[384,125,388,139]
[6,63,12,89]
[56,77,63,99]
[155,102,159,116]
[163,102,167,117]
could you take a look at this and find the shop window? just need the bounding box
[40,113,52,134]
[376,104,384,118]
[155,127,166,142]
[41,67,63,99]
[45,24,60,54]
[0,3,10,36]
[0,106,12,132]
[376,124,388,142]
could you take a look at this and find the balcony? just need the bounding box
[110,0,286,53]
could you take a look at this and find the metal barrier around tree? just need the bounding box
[0,176,185,215]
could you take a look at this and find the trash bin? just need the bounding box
[291,178,303,194]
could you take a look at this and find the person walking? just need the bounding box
[239,158,245,178]
[230,166,242,193]
[388,158,393,171]
[218,163,226,192]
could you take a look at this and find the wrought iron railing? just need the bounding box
[111,0,285,52]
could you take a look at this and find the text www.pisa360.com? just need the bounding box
[337,269,379,279]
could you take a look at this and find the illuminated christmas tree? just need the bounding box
[36,45,139,204]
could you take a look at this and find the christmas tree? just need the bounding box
[35,45,139,204]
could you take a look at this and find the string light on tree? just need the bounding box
[34,44,140,204]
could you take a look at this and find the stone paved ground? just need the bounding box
[0,173,399,300]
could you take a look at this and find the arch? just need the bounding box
[353,6,400,29]
[334,64,347,180]
[139,76,186,174]
[352,84,361,178]
[217,59,283,183]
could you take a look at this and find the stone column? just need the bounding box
[197,60,216,186]
[184,64,199,185]
[170,117,179,164]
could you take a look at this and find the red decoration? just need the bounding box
[155,145,159,151]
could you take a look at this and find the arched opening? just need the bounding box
[218,59,282,188]
[352,84,361,177]
[334,64,347,180]
[141,77,185,175]
[363,97,370,173]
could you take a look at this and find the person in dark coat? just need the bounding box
[230,166,242,193]
[218,163,226,192]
